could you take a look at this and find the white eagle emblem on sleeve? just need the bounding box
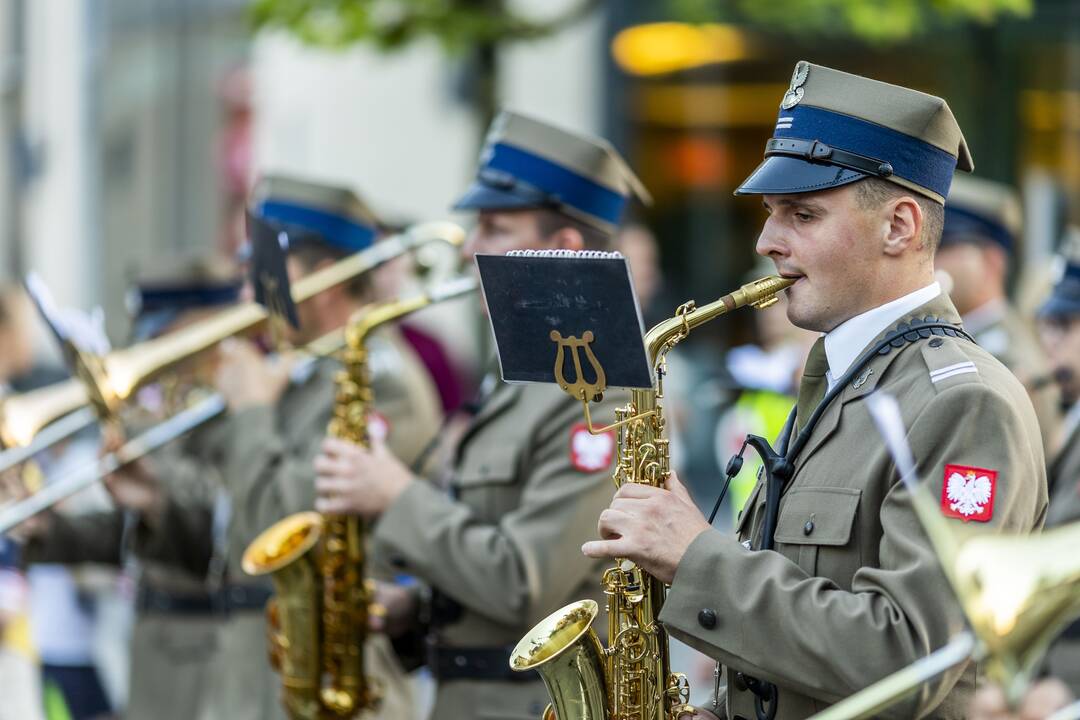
[570,425,615,472]
[946,470,993,517]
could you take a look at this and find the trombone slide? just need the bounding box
[0,394,227,534]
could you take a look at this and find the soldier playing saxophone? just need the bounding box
[582,62,1046,719]
[312,111,649,720]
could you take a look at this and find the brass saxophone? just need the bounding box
[242,277,477,719]
[509,276,795,720]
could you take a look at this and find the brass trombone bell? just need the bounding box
[0,379,88,448]
[810,522,1080,720]
[953,521,1080,703]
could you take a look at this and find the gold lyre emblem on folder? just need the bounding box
[550,329,649,436]
[550,330,607,402]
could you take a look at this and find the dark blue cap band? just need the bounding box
[774,105,958,199]
[942,205,1015,255]
[256,199,376,253]
[136,282,241,315]
[483,142,627,226]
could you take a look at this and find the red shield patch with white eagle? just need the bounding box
[569,423,615,473]
[941,464,997,522]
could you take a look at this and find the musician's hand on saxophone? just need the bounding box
[581,470,710,584]
[313,435,413,518]
[969,679,1073,720]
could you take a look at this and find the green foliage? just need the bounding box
[248,0,599,52]
[668,0,1033,43]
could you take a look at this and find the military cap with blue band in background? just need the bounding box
[1038,238,1080,320]
[941,175,1022,256]
[125,256,241,341]
[454,110,652,234]
[250,174,380,254]
[737,61,973,204]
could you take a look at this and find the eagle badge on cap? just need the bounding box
[781,61,809,109]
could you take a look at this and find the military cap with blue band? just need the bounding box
[737,61,973,204]
[250,175,380,253]
[454,110,651,234]
[941,175,1022,256]
[126,258,241,340]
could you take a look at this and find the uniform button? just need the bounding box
[803,519,814,536]
[698,608,717,629]
[733,671,748,692]
[929,337,944,348]
[454,655,467,667]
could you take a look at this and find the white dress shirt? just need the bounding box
[823,282,942,390]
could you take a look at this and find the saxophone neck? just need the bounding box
[641,275,794,366]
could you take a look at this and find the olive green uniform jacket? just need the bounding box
[372,379,625,720]
[1042,407,1080,696]
[23,422,224,720]
[964,300,1060,455]
[659,294,1047,720]
[147,328,441,720]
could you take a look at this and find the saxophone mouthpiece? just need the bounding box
[734,275,796,311]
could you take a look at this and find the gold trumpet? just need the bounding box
[0,221,465,458]
[510,275,795,720]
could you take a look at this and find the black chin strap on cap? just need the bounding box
[765,137,895,179]
[710,319,974,720]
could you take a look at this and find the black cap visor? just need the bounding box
[735,155,866,196]
[453,165,560,214]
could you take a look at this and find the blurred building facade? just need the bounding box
[0,0,249,342]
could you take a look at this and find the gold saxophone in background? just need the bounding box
[241,276,477,720]
[509,276,795,720]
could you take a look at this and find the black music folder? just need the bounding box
[476,251,652,390]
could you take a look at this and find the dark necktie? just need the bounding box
[796,336,829,434]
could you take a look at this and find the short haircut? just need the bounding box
[535,209,614,251]
[854,177,945,252]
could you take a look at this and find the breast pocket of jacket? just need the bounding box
[774,487,861,582]
[454,446,523,521]
[734,476,765,543]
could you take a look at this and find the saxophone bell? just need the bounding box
[241,277,477,720]
[497,261,792,719]
[510,600,608,720]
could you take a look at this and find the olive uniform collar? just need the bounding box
[796,292,963,468]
